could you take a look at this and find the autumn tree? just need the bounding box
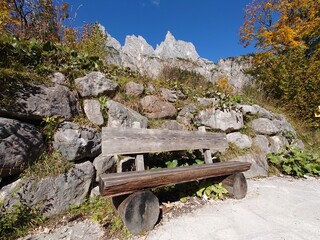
[1,0,69,41]
[241,0,320,128]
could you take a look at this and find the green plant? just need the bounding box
[98,96,109,111]
[196,182,228,200]
[22,150,73,179]
[267,145,320,177]
[42,116,64,141]
[0,201,43,240]
[68,196,130,238]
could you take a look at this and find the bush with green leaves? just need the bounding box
[0,34,104,84]
[267,145,320,177]
[0,201,43,240]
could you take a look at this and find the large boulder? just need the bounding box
[230,152,268,178]
[0,117,44,177]
[93,154,115,182]
[161,120,186,131]
[140,95,177,119]
[53,122,101,161]
[125,81,144,97]
[107,100,148,128]
[194,108,243,132]
[83,99,104,126]
[0,161,94,217]
[0,83,79,121]
[252,135,271,154]
[226,132,252,149]
[251,118,279,135]
[240,104,273,120]
[75,71,119,97]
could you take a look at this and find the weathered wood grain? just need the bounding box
[102,127,228,155]
[99,161,251,197]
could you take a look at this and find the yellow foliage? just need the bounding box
[215,76,234,95]
[241,0,320,53]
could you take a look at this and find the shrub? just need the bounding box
[267,145,320,177]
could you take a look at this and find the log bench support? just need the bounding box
[99,124,251,235]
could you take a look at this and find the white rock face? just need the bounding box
[102,27,252,92]
[155,31,200,61]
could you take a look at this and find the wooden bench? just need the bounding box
[99,124,251,235]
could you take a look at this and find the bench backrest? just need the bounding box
[102,127,228,155]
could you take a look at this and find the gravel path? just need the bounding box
[147,176,320,240]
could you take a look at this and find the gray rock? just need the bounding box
[239,104,273,120]
[251,118,279,135]
[272,118,296,136]
[162,120,186,131]
[140,96,177,119]
[253,135,271,154]
[239,104,258,115]
[20,219,105,240]
[197,98,218,107]
[107,100,148,128]
[0,118,44,177]
[0,179,22,207]
[178,104,197,118]
[0,83,79,121]
[230,152,268,178]
[1,162,94,217]
[75,71,119,97]
[83,99,104,126]
[253,105,273,119]
[160,88,178,102]
[194,109,243,132]
[226,132,252,149]
[93,154,115,182]
[212,56,252,93]
[269,135,289,153]
[90,186,101,199]
[125,81,144,97]
[53,122,101,161]
[177,104,197,127]
[50,72,67,86]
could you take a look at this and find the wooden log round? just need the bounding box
[117,190,160,235]
[221,172,247,199]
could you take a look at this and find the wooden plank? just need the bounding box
[132,122,145,171]
[198,126,213,164]
[135,155,145,171]
[99,161,251,197]
[102,128,228,155]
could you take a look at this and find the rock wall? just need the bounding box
[104,29,252,92]
[0,32,301,222]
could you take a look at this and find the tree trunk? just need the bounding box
[116,190,160,235]
[221,172,247,199]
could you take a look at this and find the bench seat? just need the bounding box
[99,161,251,197]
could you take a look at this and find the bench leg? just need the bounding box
[114,190,160,235]
[221,172,247,199]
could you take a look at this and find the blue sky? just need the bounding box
[67,0,256,62]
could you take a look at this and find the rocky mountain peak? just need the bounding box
[122,35,155,57]
[155,31,200,61]
[103,27,252,92]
